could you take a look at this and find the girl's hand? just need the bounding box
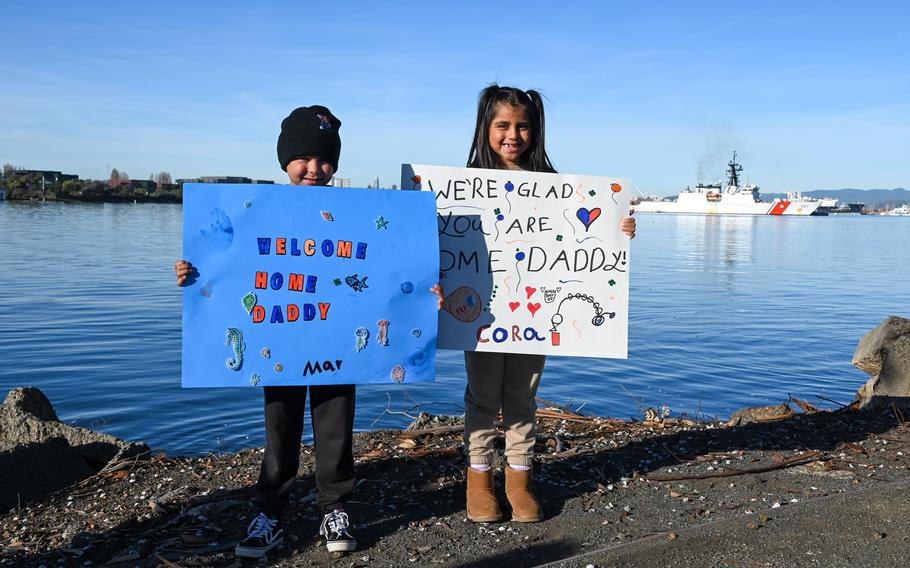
[430,283,444,310]
[175,260,195,286]
[620,210,636,239]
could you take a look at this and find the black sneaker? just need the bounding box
[319,509,357,553]
[235,512,283,558]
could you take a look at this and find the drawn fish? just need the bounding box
[345,274,369,292]
[225,327,245,371]
[442,286,483,323]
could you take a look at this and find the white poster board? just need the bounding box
[402,164,630,358]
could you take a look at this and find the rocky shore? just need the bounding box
[2,317,908,567]
[1,391,909,567]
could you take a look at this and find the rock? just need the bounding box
[725,403,794,427]
[4,387,60,421]
[852,316,910,410]
[0,387,150,510]
[405,412,464,430]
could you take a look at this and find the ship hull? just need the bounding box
[634,199,818,216]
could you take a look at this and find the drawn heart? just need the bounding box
[576,207,602,231]
[525,286,536,299]
[527,302,541,316]
[509,301,521,312]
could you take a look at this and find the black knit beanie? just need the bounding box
[277,105,342,172]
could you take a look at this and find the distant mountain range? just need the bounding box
[764,187,909,207]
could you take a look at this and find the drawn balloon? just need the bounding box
[610,183,622,204]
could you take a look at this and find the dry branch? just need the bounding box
[536,396,587,417]
[536,408,595,423]
[399,425,464,439]
[645,451,821,482]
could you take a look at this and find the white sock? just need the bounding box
[509,464,531,471]
[470,463,491,472]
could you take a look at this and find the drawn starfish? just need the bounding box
[375,216,389,229]
[333,278,342,286]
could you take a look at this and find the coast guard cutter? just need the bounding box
[634,152,819,216]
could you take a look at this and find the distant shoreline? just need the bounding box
[1,193,182,204]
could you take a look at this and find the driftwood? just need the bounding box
[536,408,597,423]
[536,396,587,417]
[645,450,821,482]
[726,403,796,427]
[788,394,818,414]
[399,404,600,441]
[399,425,464,439]
[154,554,185,568]
[409,447,459,459]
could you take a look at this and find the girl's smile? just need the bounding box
[488,104,531,168]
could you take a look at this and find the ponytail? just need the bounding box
[523,89,556,173]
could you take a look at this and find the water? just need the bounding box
[1,202,907,455]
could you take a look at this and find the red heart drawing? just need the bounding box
[527,302,541,316]
[525,286,536,299]
[509,302,521,312]
[588,208,602,224]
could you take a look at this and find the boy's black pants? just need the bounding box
[252,384,356,516]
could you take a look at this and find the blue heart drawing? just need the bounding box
[576,207,602,231]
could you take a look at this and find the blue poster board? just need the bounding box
[182,184,440,387]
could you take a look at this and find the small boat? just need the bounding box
[883,204,910,216]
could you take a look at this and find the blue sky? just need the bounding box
[1,1,907,195]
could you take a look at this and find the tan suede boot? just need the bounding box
[466,467,502,522]
[505,466,543,522]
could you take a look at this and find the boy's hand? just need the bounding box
[430,283,444,310]
[174,260,195,286]
[620,210,636,239]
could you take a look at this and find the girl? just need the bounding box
[462,85,636,523]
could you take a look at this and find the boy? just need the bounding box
[176,106,357,558]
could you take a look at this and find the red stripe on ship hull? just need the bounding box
[769,201,790,215]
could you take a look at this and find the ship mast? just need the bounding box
[727,151,743,189]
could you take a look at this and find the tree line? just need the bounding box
[1,164,182,203]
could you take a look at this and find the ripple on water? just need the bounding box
[0,204,907,453]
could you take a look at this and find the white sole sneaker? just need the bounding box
[235,537,283,558]
[326,539,357,553]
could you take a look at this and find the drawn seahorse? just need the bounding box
[225,327,245,371]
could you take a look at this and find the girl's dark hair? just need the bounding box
[466,84,556,173]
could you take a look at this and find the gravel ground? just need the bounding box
[2,405,908,567]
